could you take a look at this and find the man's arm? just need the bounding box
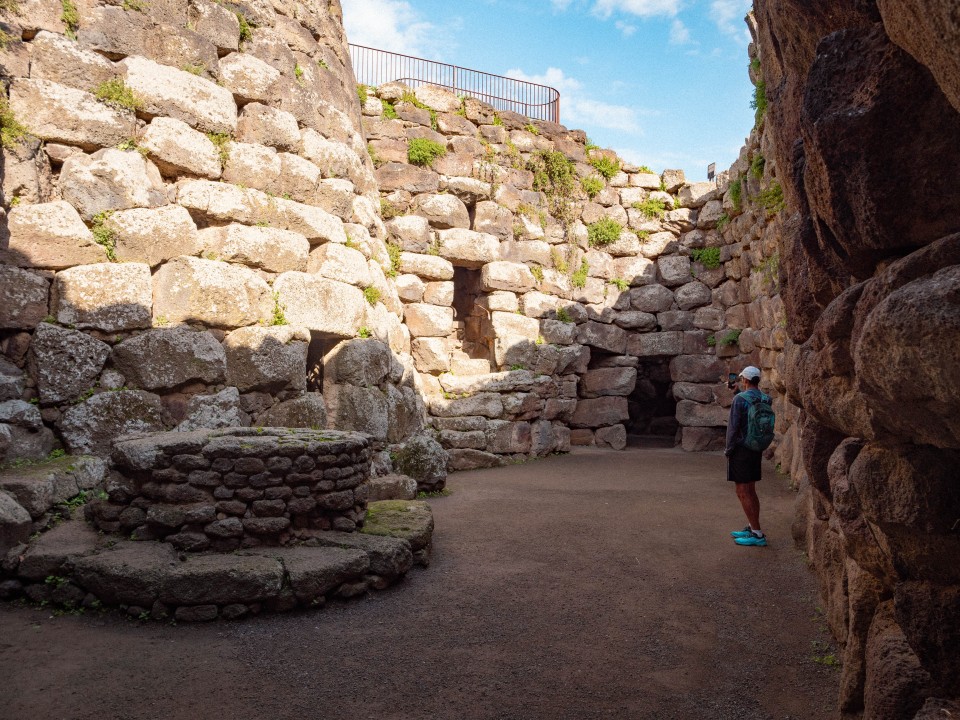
[725,394,744,456]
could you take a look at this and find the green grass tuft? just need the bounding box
[632,197,666,220]
[581,175,604,199]
[93,78,142,112]
[91,212,117,261]
[0,97,29,150]
[690,247,722,270]
[571,259,589,289]
[587,218,622,247]
[363,286,381,306]
[589,154,620,180]
[269,291,288,326]
[407,137,446,166]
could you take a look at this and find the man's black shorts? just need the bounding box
[727,445,762,483]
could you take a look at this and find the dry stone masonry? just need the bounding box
[0,0,957,709]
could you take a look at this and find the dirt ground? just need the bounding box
[0,446,840,720]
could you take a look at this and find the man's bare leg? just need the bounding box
[735,482,761,533]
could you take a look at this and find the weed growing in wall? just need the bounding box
[408,137,446,166]
[236,12,253,43]
[719,329,742,347]
[751,80,767,126]
[492,113,503,127]
[363,286,381,306]
[551,247,569,274]
[571,259,589,289]
[637,164,654,173]
[294,64,304,85]
[632,197,666,220]
[116,138,149,157]
[609,278,629,292]
[357,84,368,105]
[60,0,78,37]
[690,247,722,270]
[716,213,730,232]
[729,178,743,212]
[589,154,620,180]
[524,123,539,135]
[556,307,572,323]
[91,212,117,261]
[528,150,577,228]
[581,175,604,199]
[317,58,329,70]
[755,252,780,293]
[380,198,402,219]
[269,292,288,326]
[529,264,544,284]
[357,326,372,338]
[381,100,398,120]
[0,97,29,150]
[386,242,401,278]
[206,132,231,166]
[750,152,765,180]
[181,63,205,76]
[93,79,143,112]
[757,181,785,216]
[587,218,622,247]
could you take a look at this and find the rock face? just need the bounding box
[754,1,960,714]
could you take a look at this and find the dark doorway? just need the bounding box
[627,359,678,443]
[452,266,492,362]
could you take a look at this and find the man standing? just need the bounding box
[725,366,769,547]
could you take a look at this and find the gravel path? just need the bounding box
[0,447,839,720]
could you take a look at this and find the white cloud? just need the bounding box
[341,0,439,58]
[591,0,681,19]
[709,0,752,42]
[551,0,575,9]
[669,18,691,44]
[615,20,638,36]
[505,67,643,135]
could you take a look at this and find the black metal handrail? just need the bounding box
[349,44,560,124]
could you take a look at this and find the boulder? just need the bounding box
[576,321,627,354]
[120,55,237,133]
[412,194,470,229]
[28,31,116,92]
[9,78,136,151]
[0,266,49,329]
[323,339,392,387]
[112,328,226,391]
[217,51,281,104]
[398,252,454,281]
[362,499,434,557]
[52,263,153,332]
[152,256,273,329]
[108,205,200,267]
[59,148,167,221]
[366,474,418,501]
[404,304,454,338]
[628,331,684,358]
[272,273,366,338]
[391,435,448,492]
[670,355,725,384]
[595,424,627,450]
[58,390,165,456]
[198,224,309,273]
[222,142,281,190]
[28,323,110,405]
[6,201,105,269]
[255,393,327,429]
[142,117,221,179]
[630,284,675,313]
[570,397,629,428]
[223,325,309,393]
[580,368,637,398]
[307,243,371,287]
[386,216,431,252]
[436,229,501,267]
[0,491,31,556]
[675,281,713,310]
[236,103,301,151]
[0,360,25,403]
[676,400,729,428]
[481,261,536,293]
[176,388,245,431]
[324,384,389,441]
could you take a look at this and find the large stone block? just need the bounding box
[675,400,728,428]
[120,56,237,133]
[176,387,245,431]
[255,393,327,429]
[0,490,31,555]
[307,243,371,287]
[141,117,221,179]
[576,321,627,354]
[398,252,454,281]
[9,78,136,151]
[160,554,284,605]
[60,148,167,221]
[28,323,110,405]
[675,281,713,310]
[223,325,309,393]
[581,367,637,398]
[272,272,366,339]
[324,383,389,441]
[404,304,454,337]
[570,397,629,429]
[412,194,470,230]
[222,142,281,190]
[58,390,165,456]
[198,224,309,273]
[236,103,300,151]
[434,228,501,268]
[387,216,431,252]
[430,392,504,419]
[481,261,536,293]
[323,338,393,388]
[218,51,281,104]
[0,266,49,329]
[627,331,684,358]
[300,130,369,189]
[52,263,152,332]
[108,205,200,267]
[112,328,227,391]
[669,355,725,383]
[29,31,116,92]
[490,311,540,342]
[5,201,105,269]
[412,337,452,374]
[152,256,273,329]
[630,284,675,312]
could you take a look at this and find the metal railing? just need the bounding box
[349,44,561,124]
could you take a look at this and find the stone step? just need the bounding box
[0,455,106,522]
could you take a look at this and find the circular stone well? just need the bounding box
[89,427,372,551]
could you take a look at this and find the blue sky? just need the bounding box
[342,0,755,181]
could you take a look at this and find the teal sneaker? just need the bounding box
[734,533,768,547]
[730,527,753,538]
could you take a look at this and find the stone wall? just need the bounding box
[749,0,960,716]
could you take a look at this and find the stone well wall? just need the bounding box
[89,428,372,550]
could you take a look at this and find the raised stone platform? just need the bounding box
[89,428,372,551]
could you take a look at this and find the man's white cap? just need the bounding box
[739,365,761,380]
